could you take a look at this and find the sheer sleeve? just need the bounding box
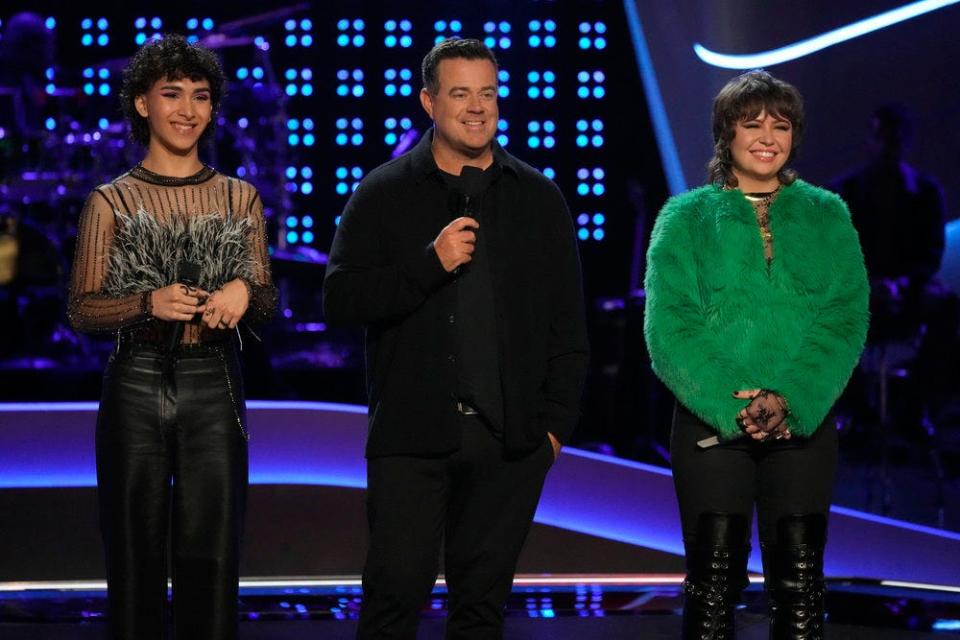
[67,189,153,333]
[239,186,277,325]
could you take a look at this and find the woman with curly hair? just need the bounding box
[68,34,276,639]
[644,70,869,638]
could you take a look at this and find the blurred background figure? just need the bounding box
[833,104,960,437]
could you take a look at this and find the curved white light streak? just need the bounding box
[693,0,960,69]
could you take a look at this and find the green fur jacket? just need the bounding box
[643,179,869,439]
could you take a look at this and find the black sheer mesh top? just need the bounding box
[68,164,277,344]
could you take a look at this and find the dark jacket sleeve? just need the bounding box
[323,176,452,326]
[537,183,590,444]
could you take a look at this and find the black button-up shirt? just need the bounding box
[323,129,588,458]
[440,166,504,432]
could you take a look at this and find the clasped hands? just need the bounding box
[150,279,249,330]
[732,389,791,442]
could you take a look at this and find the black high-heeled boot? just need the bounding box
[682,512,751,640]
[762,513,827,640]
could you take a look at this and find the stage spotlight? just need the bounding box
[337,69,364,98]
[384,68,413,97]
[576,166,606,196]
[526,120,556,149]
[335,166,365,194]
[434,18,463,44]
[383,117,413,146]
[526,70,556,100]
[497,69,511,98]
[336,18,364,47]
[384,18,413,48]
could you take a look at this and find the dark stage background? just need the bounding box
[1,0,959,534]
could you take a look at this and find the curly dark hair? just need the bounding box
[421,38,498,95]
[119,34,226,147]
[707,70,804,187]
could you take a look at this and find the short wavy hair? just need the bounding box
[421,37,498,95]
[120,34,226,147]
[707,70,804,187]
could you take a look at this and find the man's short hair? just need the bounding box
[421,38,498,95]
[120,33,226,147]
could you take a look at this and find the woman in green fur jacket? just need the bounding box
[644,71,868,639]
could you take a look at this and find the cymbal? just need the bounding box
[216,3,310,34]
[199,34,254,49]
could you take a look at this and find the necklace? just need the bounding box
[129,162,216,186]
[725,183,782,261]
[748,187,780,243]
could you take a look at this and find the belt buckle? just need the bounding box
[457,401,479,416]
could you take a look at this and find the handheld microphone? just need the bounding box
[167,260,202,352]
[446,166,488,275]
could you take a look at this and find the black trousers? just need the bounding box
[96,343,248,640]
[358,415,555,640]
[670,403,838,547]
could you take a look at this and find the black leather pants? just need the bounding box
[96,342,248,640]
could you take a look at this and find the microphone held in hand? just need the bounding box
[167,260,202,353]
[445,166,487,275]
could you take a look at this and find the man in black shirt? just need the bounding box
[323,39,588,639]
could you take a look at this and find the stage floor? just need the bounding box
[2,578,960,638]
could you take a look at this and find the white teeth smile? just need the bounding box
[172,123,195,133]
[752,150,775,159]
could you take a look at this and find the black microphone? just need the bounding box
[167,260,202,352]
[446,166,488,275]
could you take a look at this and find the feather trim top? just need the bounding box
[102,209,257,297]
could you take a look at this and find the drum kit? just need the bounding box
[0,4,319,364]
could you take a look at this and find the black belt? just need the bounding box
[115,332,231,358]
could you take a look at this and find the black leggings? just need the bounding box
[670,403,838,548]
[96,343,248,640]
